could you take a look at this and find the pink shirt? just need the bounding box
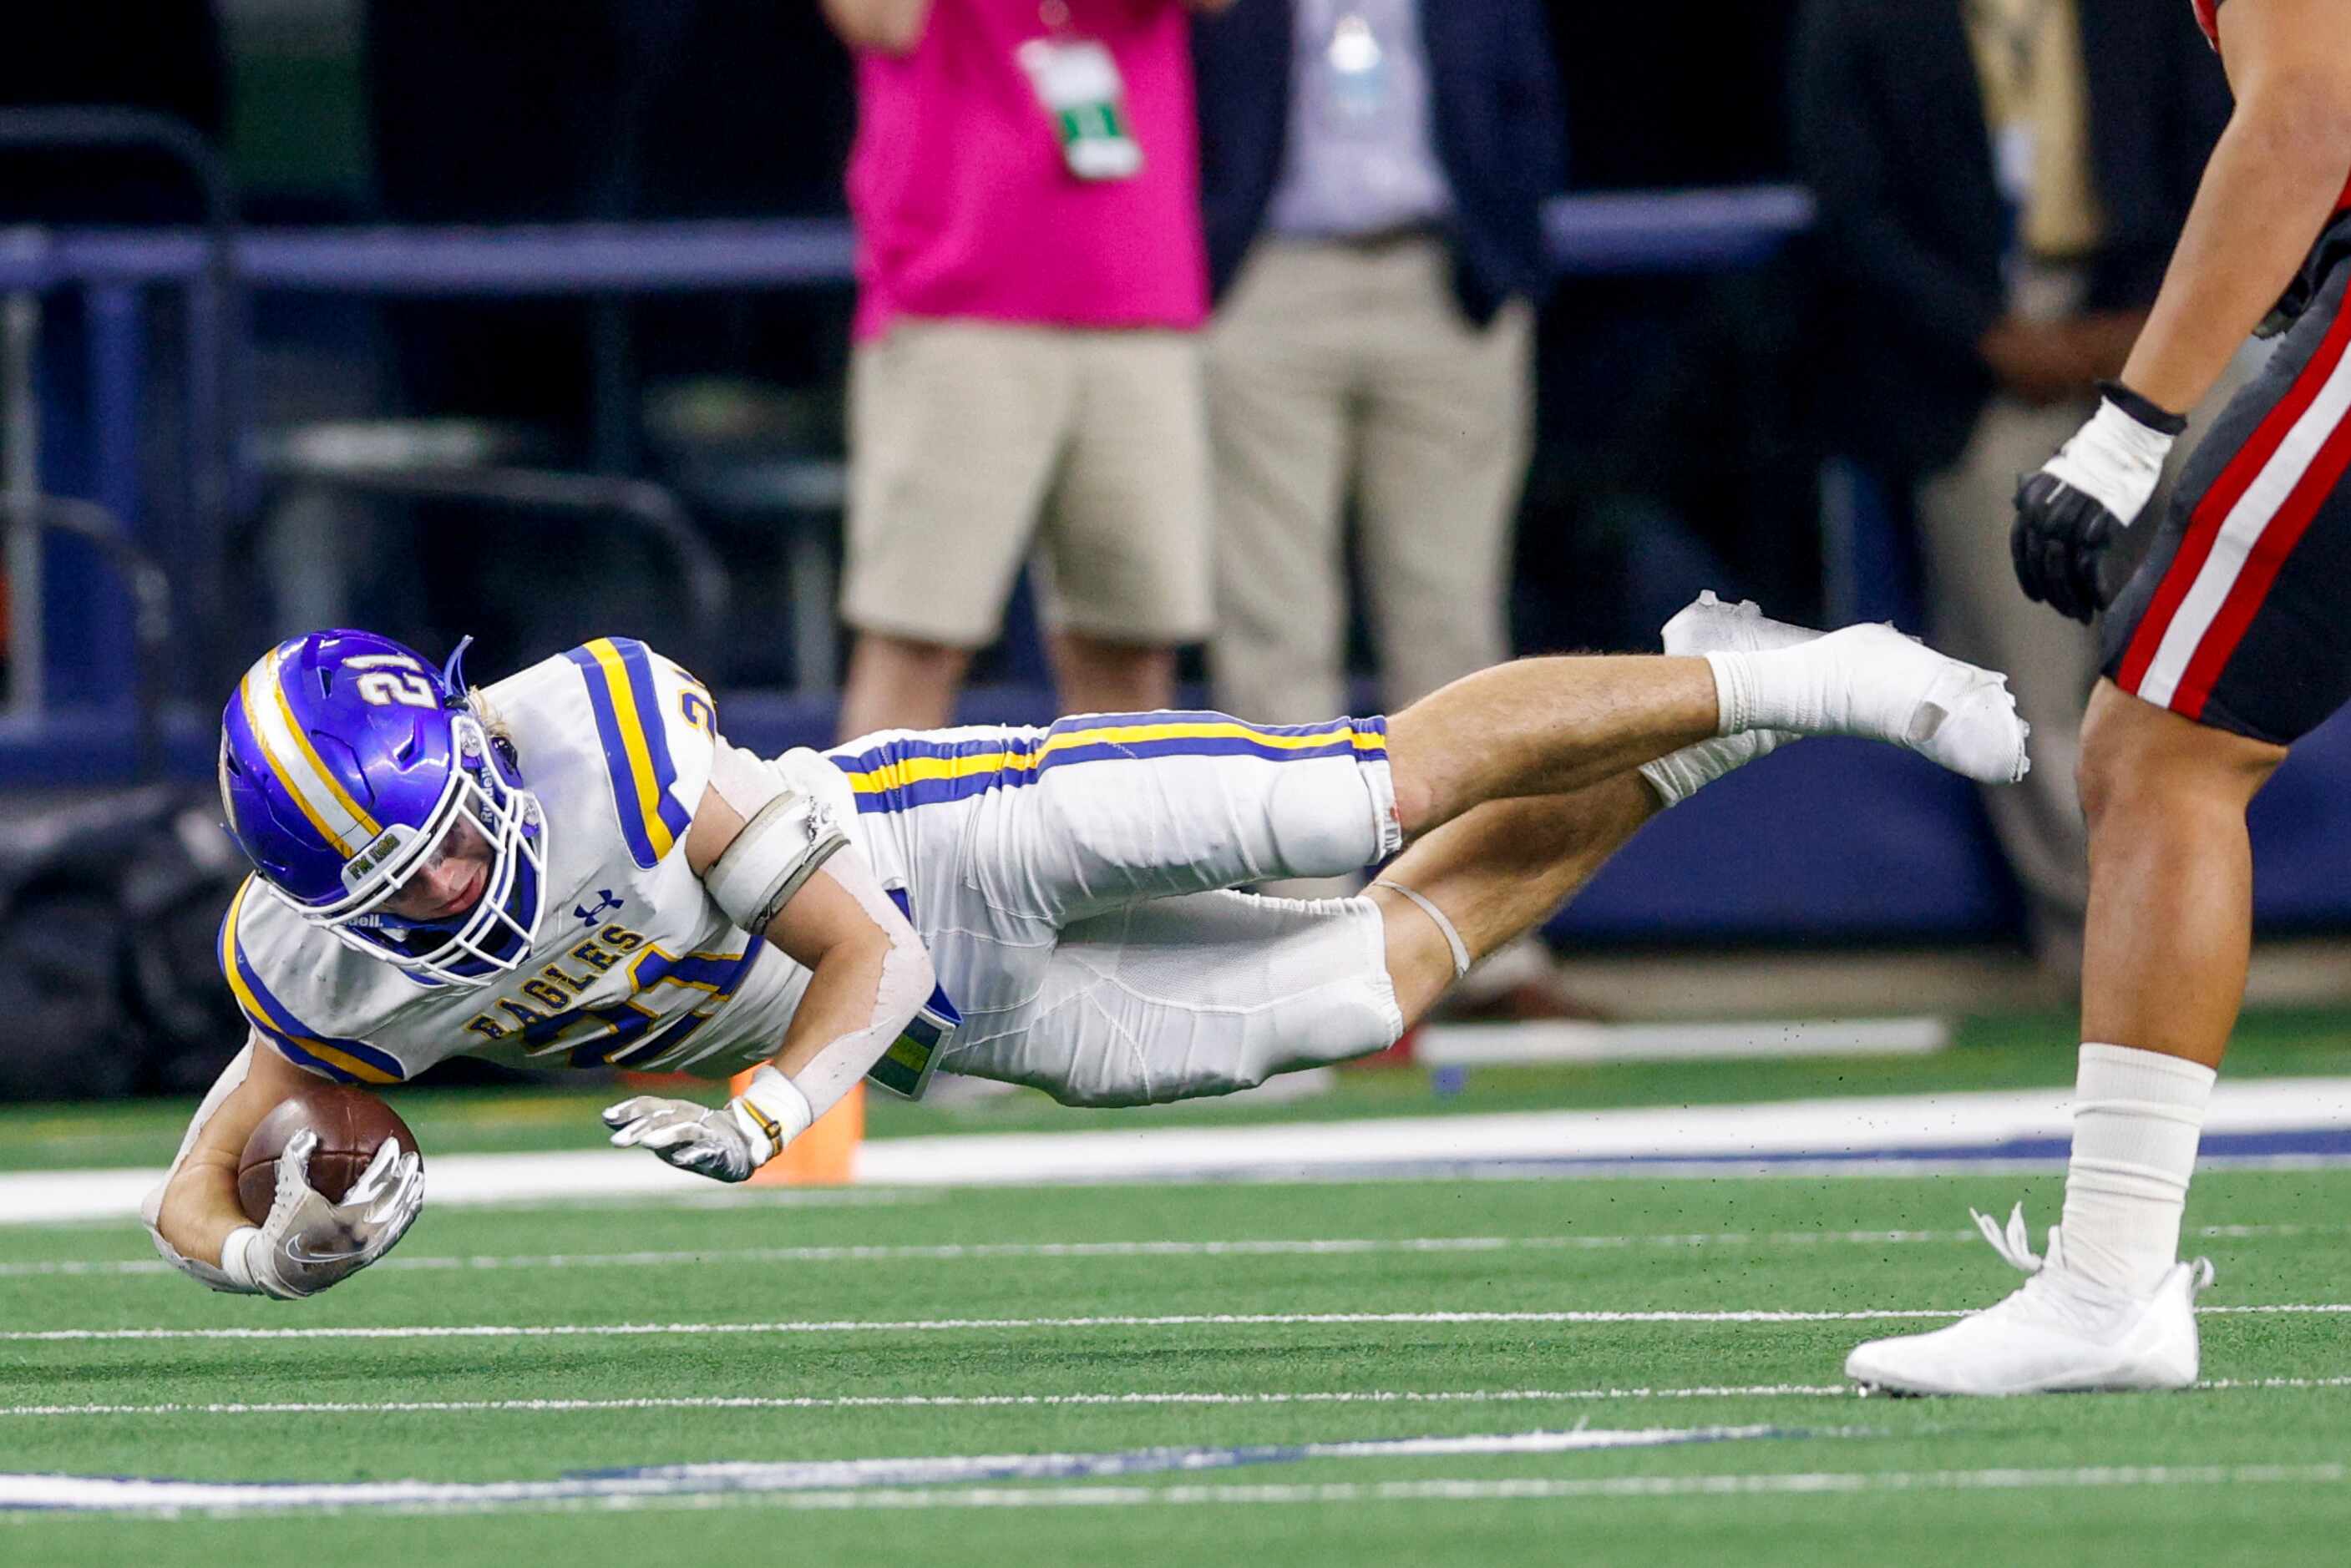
[846,0,1210,340]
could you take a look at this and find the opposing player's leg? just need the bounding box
[1850,264,2351,1395]
[2076,685,2283,1071]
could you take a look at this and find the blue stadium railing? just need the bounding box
[0,185,1814,777]
[11,186,2351,941]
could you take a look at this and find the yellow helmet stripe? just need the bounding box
[240,646,382,857]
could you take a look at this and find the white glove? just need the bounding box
[601,1065,813,1183]
[225,1130,425,1301]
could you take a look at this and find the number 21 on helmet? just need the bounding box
[217,630,548,987]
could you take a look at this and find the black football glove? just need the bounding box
[2009,381,2187,624]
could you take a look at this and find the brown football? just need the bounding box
[236,1084,421,1225]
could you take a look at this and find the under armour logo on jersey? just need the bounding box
[575,890,625,926]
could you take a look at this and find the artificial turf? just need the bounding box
[3,1157,2347,1565]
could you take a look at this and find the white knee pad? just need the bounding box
[1264,755,1403,882]
[954,890,1404,1107]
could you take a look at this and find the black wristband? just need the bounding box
[2096,379,2189,437]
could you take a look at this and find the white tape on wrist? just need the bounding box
[729,1065,814,1161]
[219,1226,263,1293]
[2044,397,2175,528]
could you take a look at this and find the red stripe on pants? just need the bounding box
[2116,299,2351,695]
[2171,381,2351,718]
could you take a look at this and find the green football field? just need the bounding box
[3,1136,2348,1565]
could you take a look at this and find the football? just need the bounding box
[236,1083,421,1225]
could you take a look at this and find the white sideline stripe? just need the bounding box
[854,1075,2351,1188]
[5,1222,2328,1280]
[2137,332,2351,707]
[0,1428,1797,1515]
[1413,1016,1948,1067]
[10,1076,2350,1222]
[8,1304,2349,1343]
[5,1462,2346,1523]
[8,1375,2347,1420]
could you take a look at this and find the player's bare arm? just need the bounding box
[150,1036,317,1269]
[600,741,934,1181]
[2126,0,2351,414]
[2013,0,2351,620]
[144,1039,423,1298]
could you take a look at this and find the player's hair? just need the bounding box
[465,690,521,766]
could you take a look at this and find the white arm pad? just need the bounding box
[779,846,937,1125]
[704,740,851,934]
[142,1041,263,1294]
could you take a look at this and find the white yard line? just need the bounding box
[5,1462,2347,1522]
[6,1376,2347,1420]
[8,1303,2349,1343]
[7,1222,2329,1281]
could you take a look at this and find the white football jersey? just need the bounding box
[220,638,847,1086]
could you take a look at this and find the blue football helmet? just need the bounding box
[218,630,547,987]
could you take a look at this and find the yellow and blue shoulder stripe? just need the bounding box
[565,637,696,868]
[830,711,1388,814]
[217,879,408,1085]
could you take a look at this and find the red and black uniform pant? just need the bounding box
[2103,225,2351,744]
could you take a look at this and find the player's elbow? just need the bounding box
[884,921,935,1009]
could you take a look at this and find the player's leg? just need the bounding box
[1370,594,1826,1019]
[1849,260,2351,1395]
[948,778,1662,1106]
[1370,779,1658,1026]
[1843,691,2288,1397]
[1380,617,2029,838]
[941,603,1824,1105]
[2077,684,2283,1070]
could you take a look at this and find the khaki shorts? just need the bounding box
[843,318,1214,649]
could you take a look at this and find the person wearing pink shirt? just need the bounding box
[823,0,1235,739]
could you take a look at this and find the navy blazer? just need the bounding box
[1791,0,2230,479]
[1193,0,1568,324]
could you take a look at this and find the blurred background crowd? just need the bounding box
[0,0,2288,1100]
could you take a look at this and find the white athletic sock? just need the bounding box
[2058,1042,2216,1297]
[1706,640,1873,738]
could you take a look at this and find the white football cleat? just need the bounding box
[1844,1204,2214,1396]
[1660,589,1820,658]
[1715,621,2033,786]
[1641,591,1818,807]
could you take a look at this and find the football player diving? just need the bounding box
[147,597,2030,1299]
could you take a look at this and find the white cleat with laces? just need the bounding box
[1843,1204,2215,1396]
